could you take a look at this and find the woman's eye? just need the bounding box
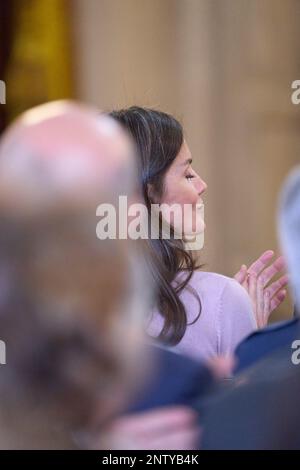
[185,174,194,180]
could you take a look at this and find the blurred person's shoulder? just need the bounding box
[234,316,300,373]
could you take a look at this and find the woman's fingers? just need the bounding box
[248,273,257,306]
[265,274,289,299]
[270,289,288,312]
[257,256,287,287]
[234,251,288,327]
[248,272,288,328]
[247,250,274,277]
[234,264,248,284]
[263,290,271,325]
[256,276,265,327]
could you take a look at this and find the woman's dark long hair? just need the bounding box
[110,106,202,345]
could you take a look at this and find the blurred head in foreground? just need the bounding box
[0,101,151,448]
[278,165,300,313]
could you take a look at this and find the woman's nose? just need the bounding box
[194,176,207,194]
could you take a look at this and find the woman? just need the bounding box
[110,107,288,362]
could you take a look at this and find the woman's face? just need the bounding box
[157,141,207,237]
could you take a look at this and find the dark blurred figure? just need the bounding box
[200,346,300,449]
[200,165,300,449]
[234,311,299,374]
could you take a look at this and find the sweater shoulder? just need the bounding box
[188,271,243,295]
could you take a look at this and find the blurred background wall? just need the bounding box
[2,0,300,319]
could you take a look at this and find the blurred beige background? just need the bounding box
[73,0,300,319]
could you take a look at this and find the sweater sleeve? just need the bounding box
[217,278,257,356]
